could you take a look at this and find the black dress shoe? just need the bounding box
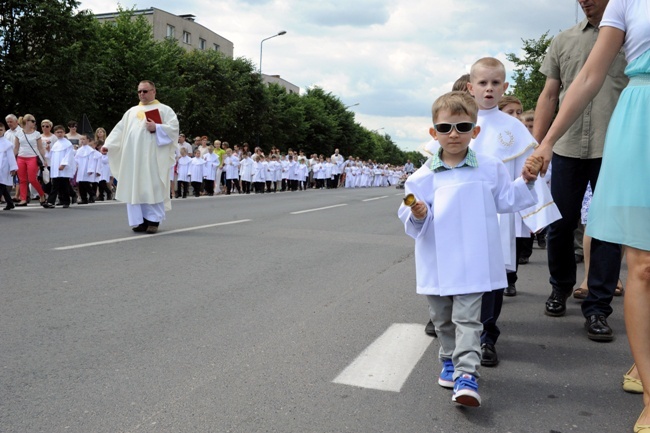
[481,343,499,367]
[545,291,569,317]
[132,222,148,232]
[424,320,437,337]
[504,283,517,297]
[3,202,15,210]
[41,202,55,209]
[585,315,614,342]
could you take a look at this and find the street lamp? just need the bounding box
[371,127,385,133]
[344,103,360,109]
[259,30,287,74]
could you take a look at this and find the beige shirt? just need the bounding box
[540,19,628,159]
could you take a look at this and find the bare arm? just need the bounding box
[533,77,561,143]
[532,26,625,175]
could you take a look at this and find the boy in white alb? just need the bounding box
[0,124,18,210]
[188,149,206,197]
[466,58,560,367]
[46,125,75,208]
[175,147,191,198]
[75,135,97,204]
[399,91,542,407]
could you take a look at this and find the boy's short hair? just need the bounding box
[431,91,479,123]
[452,74,470,92]
[498,95,522,110]
[520,109,535,122]
[53,125,66,132]
[470,57,506,81]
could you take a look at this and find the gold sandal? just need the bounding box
[634,407,650,433]
[623,364,644,394]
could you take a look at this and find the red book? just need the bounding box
[145,108,162,124]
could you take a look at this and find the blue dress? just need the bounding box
[587,49,650,250]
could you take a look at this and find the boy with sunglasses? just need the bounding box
[399,91,542,407]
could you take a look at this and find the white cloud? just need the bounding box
[79,0,583,152]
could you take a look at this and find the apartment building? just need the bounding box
[95,7,234,57]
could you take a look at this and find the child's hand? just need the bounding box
[59,165,65,170]
[524,155,543,175]
[411,200,427,220]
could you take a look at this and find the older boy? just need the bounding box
[399,91,541,407]
[466,58,560,366]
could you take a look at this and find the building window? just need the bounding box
[166,25,175,38]
[183,31,191,44]
[213,43,220,52]
[199,38,206,50]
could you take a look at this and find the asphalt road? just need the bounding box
[0,188,637,433]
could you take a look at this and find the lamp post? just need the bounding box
[371,127,385,133]
[259,30,287,74]
[344,103,360,109]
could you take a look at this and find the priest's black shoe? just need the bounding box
[424,320,437,337]
[132,222,148,232]
[585,315,614,342]
[481,343,498,367]
[545,291,569,317]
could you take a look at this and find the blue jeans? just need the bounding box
[547,154,621,317]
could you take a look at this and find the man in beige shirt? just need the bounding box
[533,0,627,341]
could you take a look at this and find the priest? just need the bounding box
[104,80,179,233]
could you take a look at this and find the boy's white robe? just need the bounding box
[176,155,191,182]
[104,100,179,211]
[399,153,538,296]
[224,155,240,180]
[239,157,253,182]
[425,107,561,270]
[75,145,97,182]
[98,154,112,182]
[203,153,219,181]
[0,137,18,185]
[49,137,75,178]
[188,157,206,182]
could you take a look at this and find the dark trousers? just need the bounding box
[191,181,202,197]
[290,179,298,191]
[47,177,71,206]
[241,180,251,194]
[253,181,264,193]
[226,178,240,194]
[177,181,189,197]
[78,181,93,202]
[204,179,214,195]
[547,154,621,317]
[0,183,13,204]
[98,180,112,200]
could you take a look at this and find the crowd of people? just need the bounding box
[0,115,407,211]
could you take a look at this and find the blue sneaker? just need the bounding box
[452,374,481,407]
[438,359,454,389]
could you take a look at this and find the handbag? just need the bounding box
[23,132,45,169]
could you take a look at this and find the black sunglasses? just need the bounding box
[433,122,475,134]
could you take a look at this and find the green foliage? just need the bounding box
[1,5,413,165]
[506,31,553,111]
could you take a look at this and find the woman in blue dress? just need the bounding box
[531,1,650,431]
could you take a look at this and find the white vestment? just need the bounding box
[425,108,561,270]
[399,153,538,296]
[49,137,74,178]
[0,137,18,185]
[104,100,179,222]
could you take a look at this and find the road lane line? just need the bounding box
[53,219,252,250]
[333,323,434,392]
[362,195,389,202]
[290,204,347,215]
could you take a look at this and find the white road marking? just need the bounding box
[53,219,252,250]
[290,204,347,215]
[362,195,389,202]
[333,323,434,392]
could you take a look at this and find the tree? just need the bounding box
[506,31,553,111]
[0,0,99,121]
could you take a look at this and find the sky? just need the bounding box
[78,0,585,152]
